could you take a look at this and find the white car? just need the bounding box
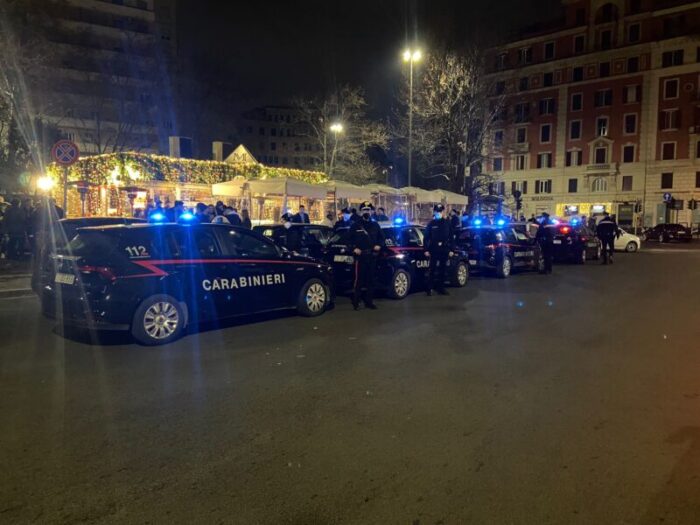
[615,229,641,252]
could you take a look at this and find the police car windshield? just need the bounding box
[66,230,121,261]
[329,228,350,244]
[462,228,501,244]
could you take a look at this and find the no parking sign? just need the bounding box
[51,140,80,166]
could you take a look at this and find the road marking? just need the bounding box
[642,249,700,254]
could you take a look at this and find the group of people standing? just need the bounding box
[0,197,64,261]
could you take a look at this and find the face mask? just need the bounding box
[284,222,292,229]
[343,213,351,221]
[434,212,442,219]
[362,212,371,220]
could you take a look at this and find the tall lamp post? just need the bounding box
[328,122,344,178]
[403,48,422,188]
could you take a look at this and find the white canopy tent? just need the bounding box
[211,176,247,197]
[438,190,468,207]
[324,180,372,201]
[246,177,327,200]
[400,186,443,204]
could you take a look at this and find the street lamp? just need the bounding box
[37,176,55,192]
[403,47,422,188]
[330,122,344,134]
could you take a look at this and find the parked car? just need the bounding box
[615,229,641,252]
[253,224,333,260]
[642,223,692,243]
[550,222,601,264]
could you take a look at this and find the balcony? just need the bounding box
[586,163,612,173]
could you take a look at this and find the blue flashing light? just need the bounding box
[473,218,483,227]
[149,212,165,222]
[551,219,560,225]
[496,218,506,227]
[179,212,195,222]
[393,217,405,225]
[570,217,580,226]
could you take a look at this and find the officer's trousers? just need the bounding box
[601,236,615,262]
[353,252,377,306]
[427,249,449,292]
[541,242,553,273]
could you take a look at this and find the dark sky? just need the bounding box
[177,0,562,113]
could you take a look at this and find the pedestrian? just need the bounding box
[195,202,209,223]
[424,204,453,296]
[535,212,555,274]
[279,213,301,252]
[4,198,26,260]
[596,212,620,265]
[166,200,184,222]
[334,207,353,231]
[375,207,389,222]
[449,209,461,233]
[225,207,242,226]
[321,212,334,228]
[148,199,164,219]
[528,214,538,224]
[241,209,252,229]
[347,202,385,310]
[294,205,310,224]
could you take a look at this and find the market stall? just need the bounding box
[364,184,407,217]
[437,190,468,209]
[401,186,444,222]
[325,180,372,215]
[246,177,328,224]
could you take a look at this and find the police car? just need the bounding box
[253,224,333,260]
[326,221,469,299]
[549,220,601,263]
[457,221,545,278]
[42,222,334,345]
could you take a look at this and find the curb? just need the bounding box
[0,289,34,299]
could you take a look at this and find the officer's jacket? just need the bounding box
[333,219,352,231]
[278,227,301,251]
[596,218,619,238]
[535,221,555,243]
[348,220,386,252]
[424,218,453,251]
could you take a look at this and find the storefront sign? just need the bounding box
[531,196,553,201]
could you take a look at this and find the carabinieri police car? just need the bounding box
[253,223,333,260]
[41,222,334,345]
[326,221,469,299]
[549,220,601,264]
[456,221,545,278]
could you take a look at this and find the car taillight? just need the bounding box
[78,265,117,282]
[560,226,571,234]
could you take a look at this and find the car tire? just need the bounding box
[625,241,638,253]
[297,278,329,317]
[536,255,546,274]
[593,244,601,260]
[450,261,468,288]
[575,248,586,265]
[496,256,512,278]
[132,294,185,346]
[387,268,411,299]
[659,233,665,243]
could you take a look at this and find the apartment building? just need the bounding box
[485,0,700,228]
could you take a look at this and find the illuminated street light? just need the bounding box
[402,47,422,188]
[330,122,344,134]
[37,176,55,192]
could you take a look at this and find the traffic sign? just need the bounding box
[51,140,80,166]
[663,192,672,203]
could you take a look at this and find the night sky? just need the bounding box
[177,0,562,113]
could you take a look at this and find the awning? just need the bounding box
[400,186,444,204]
[247,177,327,200]
[325,180,372,201]
[212,176,247,197]
[438,190,468,206]
[364,183,404,196]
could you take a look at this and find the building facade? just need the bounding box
[239,106,321,171]
[485,0,700,228]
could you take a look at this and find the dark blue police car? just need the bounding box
[42,222,334,345]
[326,221,469,299]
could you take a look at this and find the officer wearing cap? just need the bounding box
[334,207,353,231]
[424,204,454,295]
[347,201,385,310]
[535,211,554,274]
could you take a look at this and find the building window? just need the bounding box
[622,175,633,191]
[568,178,578,192]
[539,98,555,115]
[495,81,505,95]
[571,93,583,111]
[600,29,612,50]
[662,50,684,68]
[624,114,637,134]
[623,85,641,104]
[513,180,528,195]
[540,124,552,143]
[544,41,555,60]
[576,8,586,25]
[596,117,609,137]
[496,53,508,70]
[663,79,679,99]
[519,47,533,64]
[543,72,553,87]
[271,128,277,137]
[514,155,526,170]
[599,62,611,78]
[661,142,676,160]
[519,77,529,91]
[566,150,582,167]
[661,172,673,189]
[623,145,636,163]
[537,152,553,168]
[516,127,527,143]
[270,142,276,151]
[595,146,608,164]
[697,140,700,158]
[572,67,584,82]
[259,127,265,135]
[493,157,503,171]
[514,103,530,123]
[574,34,585,53]
[696,171,700,188]
[535,179,552,194]
[627,56,639,73]
[630,0,642,13]
[628,23,641,43]
[494,130,504,147]
[591,178,607,192]
[569,120,582,140]
[595,89,613,107]
[660,109,680,130]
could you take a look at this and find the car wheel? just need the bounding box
[132,295,184,346]
[496,256,512,278]
[450,261,468,287]
[575,248,586,265]
[536,255,546,274]
[594,245,601,260]
[625,241,638,253]
[387,268,411,299]
[297,278,329,317]
[659,233,665,243]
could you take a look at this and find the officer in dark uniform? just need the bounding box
[347,202,385,310]
[535,212,555,274]
[278,213,302,252]
[596,212,620,265]
[333,207,353,231]
[424,204,453,296]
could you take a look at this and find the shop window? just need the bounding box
[568,178,578,193]
[570,120,582,140]
[591,178,607,192]
[661,172,673,189]
[661,142,676,160]
[622,175,633,191]
[623,145,635,163]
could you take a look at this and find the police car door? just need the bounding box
[409,227,430,283]
[217,228,294,311]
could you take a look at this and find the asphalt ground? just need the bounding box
[1,246,699,524]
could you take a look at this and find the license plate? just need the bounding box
[333,255,353,264]
[55,272,75,285]
[468,260,477,266]
[553,239,562,244]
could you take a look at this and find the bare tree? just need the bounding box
[294,85,388,184]
[394,48,504,206]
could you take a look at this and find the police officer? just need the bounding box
[596,212,620,265]
[424,204,453,296]
[535,211,555,274]
[347,202,385,310]
[334,207,353,231]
